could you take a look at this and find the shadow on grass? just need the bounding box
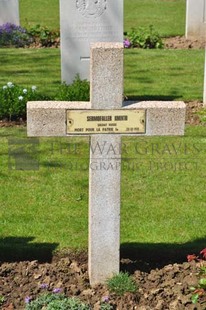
[0,237,58,263]
[120,238,206,273]
[1,237,206,272]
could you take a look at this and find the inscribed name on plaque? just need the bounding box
[66,109,146,134]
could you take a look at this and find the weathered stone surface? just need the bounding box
[89,43,123,285]
[186,0,206,39]
[27,101,91,137]
[60,0,123,84]
[27,101,186,137]
[0,0,19,25]
[124,101,186,136]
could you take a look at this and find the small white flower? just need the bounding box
[23,89,27,94]
[18,96,23,101]
[2,85,7,90]
[31,85,37,91]
[7,82,14,88]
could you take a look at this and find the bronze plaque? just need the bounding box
[66,109,145,134]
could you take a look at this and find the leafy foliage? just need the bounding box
[55,75,90,102]
[106,272,137,296]
[125,25,164,49]
[190,278,206,304]
[0,23,59,48]
[0,82,41,120]
[188,248,206,304]
[0,23,32,47]
[0,75,90,120]
[196,109,206,126]
[25,293,91,310]
[99,303,113,310]
[27,24,60,47]
[0,296,4,305]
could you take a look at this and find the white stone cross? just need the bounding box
[27,42,186,285]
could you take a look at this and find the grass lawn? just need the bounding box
[0,125,206,258]
[19,0,185,37]
[0,48,204,101]
[124,49,205,101]
[0,48,61,97]
[20,0,60,30]
[124,0,186,36]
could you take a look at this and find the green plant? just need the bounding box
[100,303,113,310]
[196,109,206,125]
[126,25,163,49]
[106,272,137,296]
[0,82,40,120]
[0,23,32,47]
[0,296,5,305]
[55,75,90,101]
[25,293,91,310]
[190,278,206,304]
[27,24,60,47]
[187,248,206,304]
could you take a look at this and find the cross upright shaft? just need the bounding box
[89,43,124,285]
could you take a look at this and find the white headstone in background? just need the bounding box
[186,0,206,39]
[60,0,123,84]
[0,0,19,25]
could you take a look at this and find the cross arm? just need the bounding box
[27,100,186,137]
[27,101,91,137]
[123,101,186,136]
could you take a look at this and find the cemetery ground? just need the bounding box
[0,104,206,309]
[0,0,206,308]
[0,29,206,310]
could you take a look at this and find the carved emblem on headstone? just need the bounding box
[76,0,106,18]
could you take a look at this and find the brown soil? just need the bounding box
[185,101,204,125]
[1,250,206,310]
[163,36,205,49]
[30,35,205,50]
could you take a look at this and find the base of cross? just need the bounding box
[27,42,186,285]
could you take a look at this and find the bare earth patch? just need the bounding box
[0,251,206,310]
[163,36,205,49]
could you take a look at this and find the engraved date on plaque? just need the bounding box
[66,109,146,134]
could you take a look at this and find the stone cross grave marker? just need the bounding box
[0,0,19,25]
[60,0,123,84]
[186,0,206,40]
[27,42,186,285]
